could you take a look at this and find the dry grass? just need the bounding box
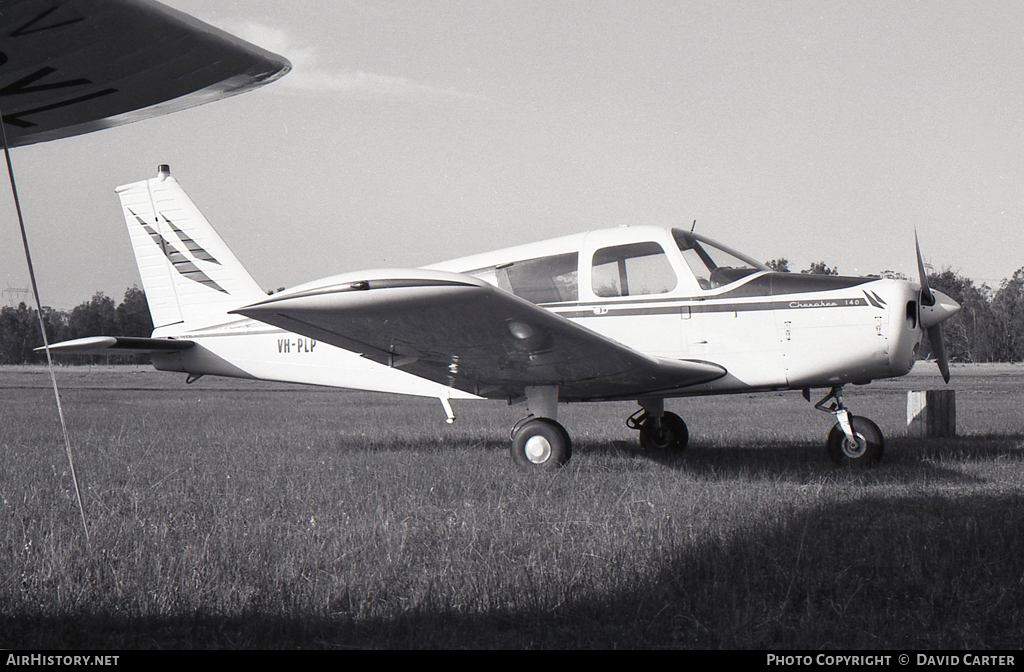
[1,364,1022,648]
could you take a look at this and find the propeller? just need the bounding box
[915,230,960,383]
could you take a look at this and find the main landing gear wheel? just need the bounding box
[826,415,884,466]
[511,418,572,470]
[638,411,688,452]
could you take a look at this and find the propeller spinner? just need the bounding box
[914,231,961,383]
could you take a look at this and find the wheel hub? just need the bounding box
[649,428,671,449]
[842,433,868,458]
[524,435,552,464]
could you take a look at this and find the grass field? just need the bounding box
[1,363,1022,649]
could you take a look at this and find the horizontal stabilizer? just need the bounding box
[37,336,195,355]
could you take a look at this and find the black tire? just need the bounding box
[511,418,571,470]
[826,415,884,466]
[639,411,689,451]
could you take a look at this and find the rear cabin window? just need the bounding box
[591,242,677,297]
[495,252,579,304]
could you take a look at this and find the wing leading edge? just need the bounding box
[1,0,290,147]
[231,270,726,401]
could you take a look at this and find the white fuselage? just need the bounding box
[156,225,926,400]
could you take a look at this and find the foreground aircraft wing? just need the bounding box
[232,270,726,401]
[1,0,290,147]
[36,335,194,355]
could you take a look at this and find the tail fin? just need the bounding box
[116,165,268,331]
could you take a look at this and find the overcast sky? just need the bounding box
[2,0,1022,309]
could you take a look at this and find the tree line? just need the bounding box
[922,268,1024,363]
[0,287,152,365]
[2,267,1023,365]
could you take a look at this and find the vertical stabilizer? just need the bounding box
[116,165,268,331]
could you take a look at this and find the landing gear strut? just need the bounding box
[812,386,884,466]
[628,399,688,452]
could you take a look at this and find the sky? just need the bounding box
[2,0,1022,309]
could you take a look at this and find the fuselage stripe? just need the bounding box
[553,297,871,319]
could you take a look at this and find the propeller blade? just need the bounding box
[915,231,957,383]
[915,229,935,307]
[927,325,951,384]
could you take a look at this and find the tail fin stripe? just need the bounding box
[128,208,229,294]
[162,213,222,265]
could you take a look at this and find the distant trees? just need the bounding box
[923,270,1000,363]
[764,258,839,275]
[918,267,1024,363]
[0,287,153,364]
[0,303,41,364]
[802,261,839,276]
[67,292,116,340]
[115,286,152,337]
[992,269,1024,361]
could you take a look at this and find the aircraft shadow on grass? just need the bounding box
[4,487,1021,649]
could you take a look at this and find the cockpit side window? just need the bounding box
[672,229,762,290]
[592,242,677,297]
[494,252,579,304]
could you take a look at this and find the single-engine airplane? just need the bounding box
[45,165,962,469]
[5,0,960,471]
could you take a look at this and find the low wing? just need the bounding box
[38,335,194,355]
[232,270,726,401]
[1,0,290,147]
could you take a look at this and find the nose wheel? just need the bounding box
[812,386,884,466]
[826,416,884,465]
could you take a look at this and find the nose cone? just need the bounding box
[920,289,961,329]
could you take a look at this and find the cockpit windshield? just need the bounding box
[672,229,768,290]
